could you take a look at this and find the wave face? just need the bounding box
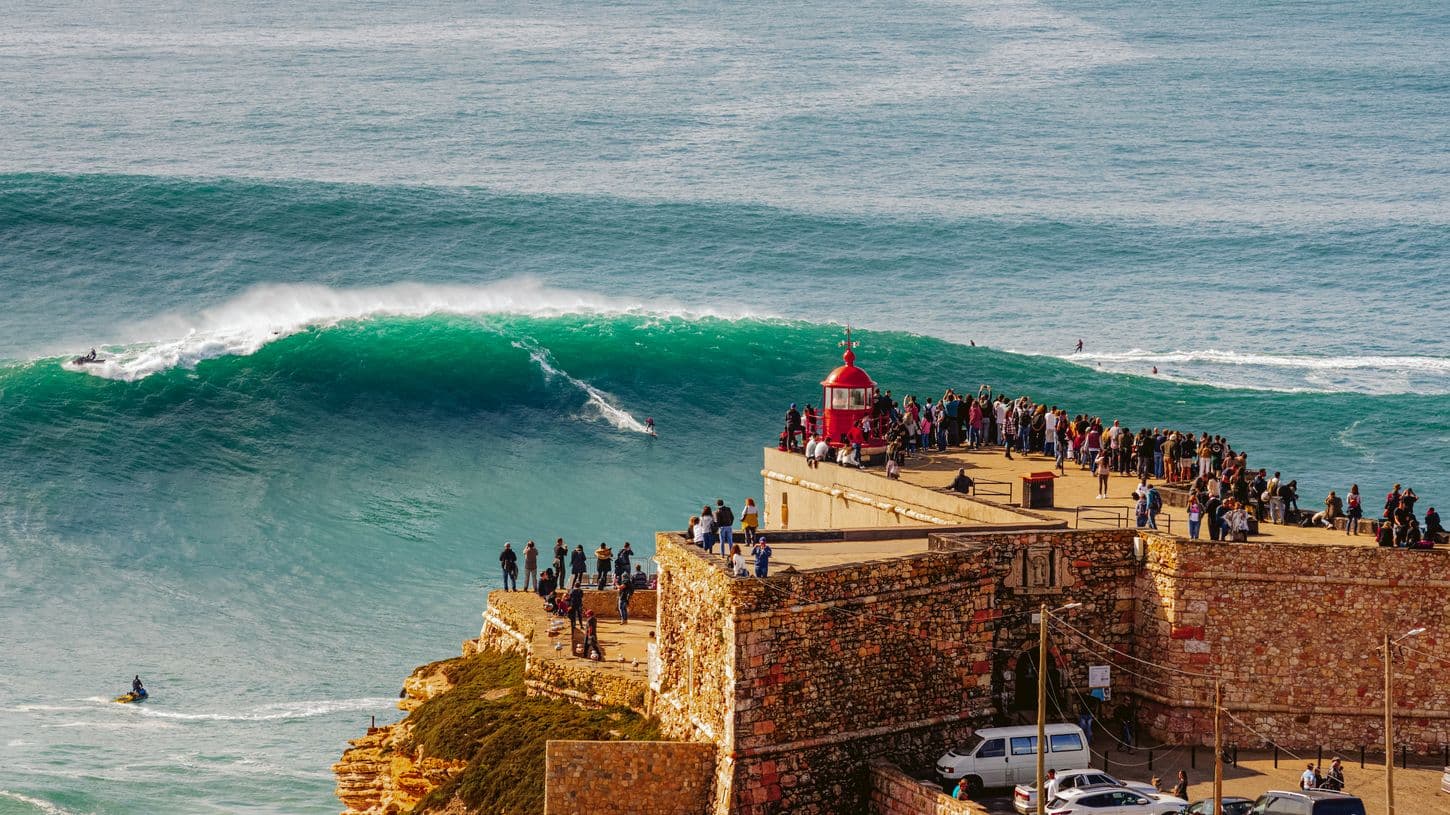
[4,172,1447,397]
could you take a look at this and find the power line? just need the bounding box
[1049,616,1219,680]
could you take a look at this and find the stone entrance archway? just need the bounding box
[1011,646,1067,714]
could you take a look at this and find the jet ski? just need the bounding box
[72,355,106,365]
[114,689,148,704]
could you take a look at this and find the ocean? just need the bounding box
[1,0,1447,812]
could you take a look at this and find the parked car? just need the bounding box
[936,723,1091,796]
[1045,786,1188,814]
[1187,798,1253,815]
[1247,790,1366,815]
[1014,768,1159,814]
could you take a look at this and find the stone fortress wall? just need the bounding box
[1133,533,1450,750]
[650,515,1450,814]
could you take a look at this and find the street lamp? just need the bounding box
[1384,626,1424,815]
[1036,602,1081,815]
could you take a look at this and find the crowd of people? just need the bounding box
[495,538,656,638]
[780,383,1443,547]
[686,498,773,578]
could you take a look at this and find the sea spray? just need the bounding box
[511,338,652,435]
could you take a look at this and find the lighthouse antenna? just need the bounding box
[839,325,859,365]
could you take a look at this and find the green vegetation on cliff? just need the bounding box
[405,650,661,814]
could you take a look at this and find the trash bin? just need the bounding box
[1021,471,1057,509]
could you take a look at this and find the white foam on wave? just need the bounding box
[0,789,87,815]
[1038,347,1450,396]
[512,340,653,435]
[128,697,396,722]
[58,278,760,382]
[1071,348,1450,374]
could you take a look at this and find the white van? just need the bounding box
[936,723,1091,795]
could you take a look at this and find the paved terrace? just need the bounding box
[889,446,1395,547]
[682,529,933,571]
[487,588,652,685]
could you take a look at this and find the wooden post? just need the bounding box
[1037,603,1048,815]
[1213,682,1223,815]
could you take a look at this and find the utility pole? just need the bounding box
[1213,681,1223,815]
[1383,627,1424,815]
[1037,602,1048,815]
[1035,602,1079,815]
[1385,631,1395,815]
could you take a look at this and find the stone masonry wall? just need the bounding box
[544,740,716,815]
[1136,533,1450,751]
[932,529,1141,722]
[654,529,1007,815]
[726,546,1000,815]
[653,531,739,748]
[868,760,990,815]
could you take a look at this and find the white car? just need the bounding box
[1045,786,1187,814]
[1013,769,1160,814]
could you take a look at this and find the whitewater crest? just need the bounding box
[1040,347,1450,396]
[59,278,760,382]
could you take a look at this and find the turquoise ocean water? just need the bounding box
[2,0,1448,812]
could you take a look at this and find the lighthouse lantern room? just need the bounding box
[820,328,877,444]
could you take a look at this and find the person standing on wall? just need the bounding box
[552,538,567,584]
[593,542,613,590]
[614,541,633,586]
[499,542,518,591]
[740,498,760,544]
[752,536,772,578]
[698,506,718,557]
[569,544,588,589]
[521,541,538,593]
[715,499,735,554]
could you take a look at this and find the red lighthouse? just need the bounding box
[820,328,877,445]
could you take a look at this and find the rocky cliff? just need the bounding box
[333,653,475,815]
[333,613,663,815]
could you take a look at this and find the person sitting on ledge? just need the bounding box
[1425,507,1444,542]
[951,468,975,493]
[803,435,821,469]
[729,544,749,577]
[1375,520,1395,547]
[1313,491,1343,528]
[1405,518,1424,548]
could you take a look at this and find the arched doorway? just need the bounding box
[1012,646,1068,715]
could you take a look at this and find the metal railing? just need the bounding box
[1073,506,1173,533]
[972,478,1013,503]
